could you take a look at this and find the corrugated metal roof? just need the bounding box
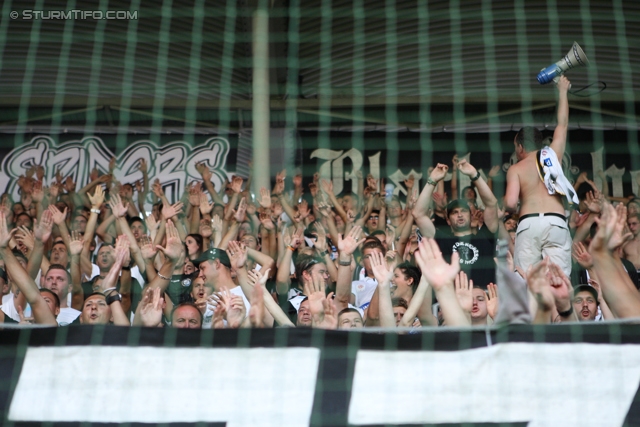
[0,0,637,132]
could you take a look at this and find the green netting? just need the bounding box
[0,1,639,425]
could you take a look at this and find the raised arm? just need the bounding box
[0,212,57,326]
[369,251,395,328]
[458,160,499,233]
[147,220,183,293]
[98,236,131,326]
[504,166,520,213]
[196,162,225,206]
[335,226,363,311]
[320,179,348,224]
[69,231,85,310]
[413,164,448,239]
[48,205,72,248]
[275,227,302,295]
[589,203,640,318]
[415,238,470,327]
[28,209,53,280]
[400,275,437,327]
[82,186,105,278]
[550,75,570,159]
[109,194,147,274]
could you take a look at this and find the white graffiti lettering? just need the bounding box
[0,135,230,209]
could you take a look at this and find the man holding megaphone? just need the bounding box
[504,76,576,279]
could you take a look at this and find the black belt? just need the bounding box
[518,212,566,225]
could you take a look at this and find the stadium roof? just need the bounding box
[0,0,638,133]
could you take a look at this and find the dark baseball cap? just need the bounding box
[194,248,231,268]
[573,284,599,304]
[446,199,471,215]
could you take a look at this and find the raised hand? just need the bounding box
[226,241,248,269]
[591,202,632,253]
[369,251,393,285]
[218,288,246,328]
[526,258,554,312]
[429,163,449,183]
[230,176,244,194]
[114,234,131,266]
[585,191,602,214]
[367,174,378,192]
[64,176,75,193]
[556,74,571,93]
[249,283,265,328]
[319,179,334,196]
[454,271,473,313]
[247,267,271,290]
[337,225,364,255]
[346,209,356,224]
[470,209,483,229]
[547,262,573,312]
[139,287,164,327]
[414,238,460,291]
[108,194,128,218]
[0,212,15,249]
[572,241,593,270]
[316,202,332,218]
[313,224,328,252]
[49,183,60,199]
[486,283,498,319]
[284,226,303,249]
[108,156,117,173]
[138,158,148,174]
[259,211,275,231]
[574,211,590,228]
[258,187,272,209]
[156,220,184,263]
[457,159,478,178]
[145,215,159,234]
[15,226,35,252]
[234,197,247,223]
[162,202,183,220]
[68,230,84,256]
[48,204,67,225]
[88,185,105,209]
[211,215,223,235]
[309,182,318,198]
[34,209,53,242]
[31,180,44,203]
[152,179,164,198]
[430,191,447,211]
[199,193,214,215]
[488,165,501,178]
[139,235,157,260]
[188,182,202,207]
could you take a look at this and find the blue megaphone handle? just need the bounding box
[537,64,562,84]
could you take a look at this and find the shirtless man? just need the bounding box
[504,75,572,276]
[623,213,640,270]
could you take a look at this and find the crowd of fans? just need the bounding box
[1,76,640,330]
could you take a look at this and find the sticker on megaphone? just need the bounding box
[537,42,589,85]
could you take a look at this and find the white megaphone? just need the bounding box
[537,42,589,85]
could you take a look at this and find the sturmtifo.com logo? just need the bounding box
[10,10,138,20]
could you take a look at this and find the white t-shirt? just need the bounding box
[57,307,81,326]
[1,293,27,322]
[90,264,146,288]
[351,275,378,311]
